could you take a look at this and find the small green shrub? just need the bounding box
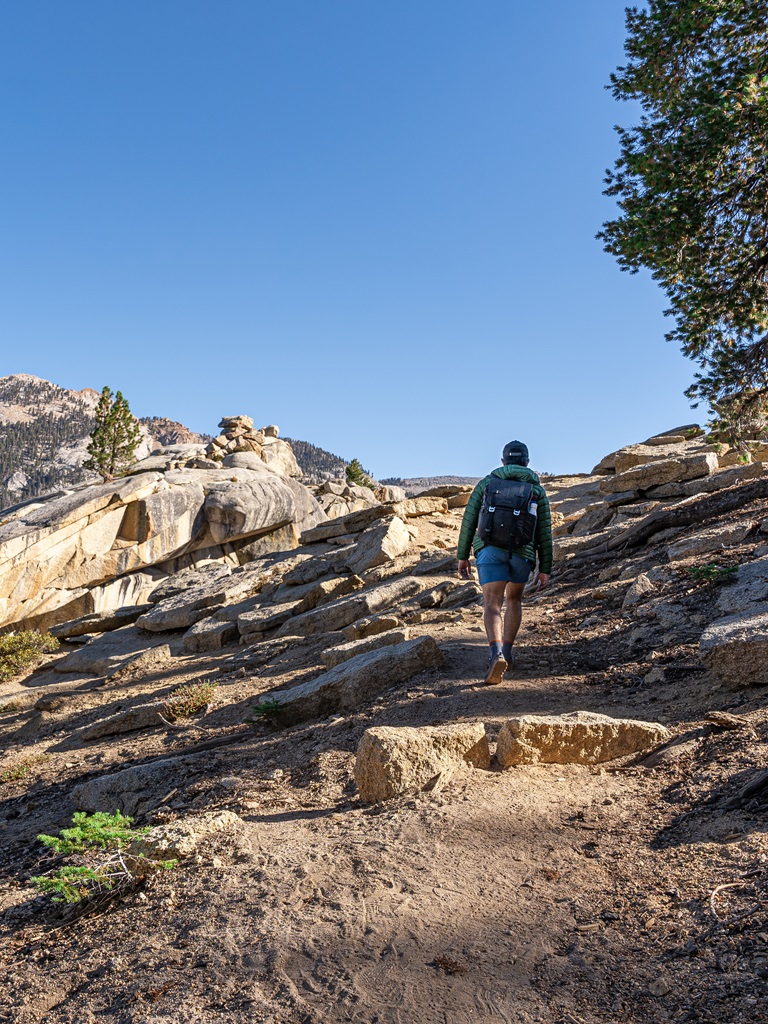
[247,698,284,722]
[37,810,147,855]
[164,680,218,719]
[32,811,175,905]
[0,631,59,682]
[0,754,48,784]
[685,562,739,586]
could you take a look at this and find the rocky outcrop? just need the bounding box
[320,627,411,668]
[599,451,718,495]
[309,478,380,520]
[666,522,757,561]
[275,576,425,637]
[0,443,325,630]
[205,416,301,479]
[699,611,768,686]
[355,723,490,802]
[72,757,192,816]
[251,635,444,725]
[53,625,172,679]
[496,711,670,767]
[127,810,241,863]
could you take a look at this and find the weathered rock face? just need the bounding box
[136,562,270,632]
[206,417,301,478]
[667,522,756,561]
[276,576,425,637]
[252,635,444,725]
[599,452,718,495]
[355,723,490,802]
[496,711,669,767]
[72,758,188,816]
[128,811,240,863]
[321,627,411,668]
[699,611,768,686]
[299,497,447,544]
[646,461,764,499]
[53,624,172,679]
[0,459,325,631]
[591,426,703,474]
[715,555,768,616]
[343,516,411,575]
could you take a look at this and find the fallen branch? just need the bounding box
[710,881,753,921]
[157,713,216,734]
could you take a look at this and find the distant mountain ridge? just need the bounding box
[381,474,481,496]
[0,375,210,509]
[0,375,364,509]
[282,437,348,483]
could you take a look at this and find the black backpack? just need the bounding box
[477,477,538,551]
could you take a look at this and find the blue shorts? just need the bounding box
[475,546,535,586]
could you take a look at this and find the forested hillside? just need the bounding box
[283,437,349,482]
[0,375,210,510]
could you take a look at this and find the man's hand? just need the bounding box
[534,572,550,592]
[458,559,472,580]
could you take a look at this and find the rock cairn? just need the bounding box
[205,417,301,478]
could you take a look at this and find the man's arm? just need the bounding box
[456,478,486,566]
[534,486,553,587]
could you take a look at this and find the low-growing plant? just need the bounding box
[685,562,739,586]
[0,698,25,714]
[32,811,175,905]
[247,698,284,722]
[0,754,48,784]
[0,631,59,682]
[164,680,218,719]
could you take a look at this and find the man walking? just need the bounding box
[457,440,553,684]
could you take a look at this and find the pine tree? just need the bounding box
[599,1,768,439]
[83,387,142,481]
[346,457,374,489]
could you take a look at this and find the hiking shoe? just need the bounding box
[484,654,508,686]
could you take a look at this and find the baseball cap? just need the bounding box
[502,440,529,465]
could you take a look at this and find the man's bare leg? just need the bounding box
[503,582,525,650]
[481,580,508,684]
[482,580,507,644]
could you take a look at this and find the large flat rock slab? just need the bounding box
[599,452,718,495]
[72,757,187,816]
[496,711,669,767]
[54,625,171,677]
[667,522,756,561]
[253,635,444,725]
[699,610,768,686]
[715,555,768,616]
[276,576,424,637]
[299,497,447,544]
[343,516,411,575]
[647,460,764,499]
[321,628,410,669]
[137,565,267,632]
[355,722,490,802]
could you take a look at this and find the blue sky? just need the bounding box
[0,1,697,478]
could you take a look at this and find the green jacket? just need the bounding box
[456,465,553,574]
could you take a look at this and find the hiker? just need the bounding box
[457,440,553,684]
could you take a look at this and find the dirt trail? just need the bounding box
[3,538,768,1022]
